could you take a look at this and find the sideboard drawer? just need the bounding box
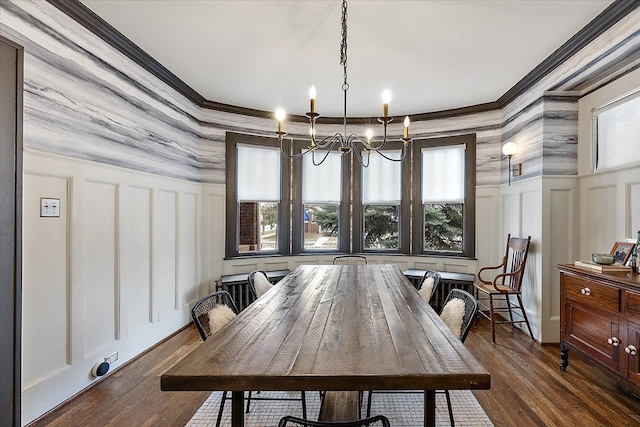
[563,274,620,312]
[626,290,640,318]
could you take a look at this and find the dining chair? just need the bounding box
[247,269,273,300]
[333,255,367,265]
[417,270,441,306]
[366,289,478,427]
[191,291,239,427]
[244,271,307,418]
[473,234,534,344]
[278,415,390,427]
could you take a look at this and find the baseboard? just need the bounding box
[24,323,193,426]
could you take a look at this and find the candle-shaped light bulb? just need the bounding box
[382,90,391,117]
[403,116,410,139]
[366,128,373,143]
[275,108,286,133]
[309,85,316,113]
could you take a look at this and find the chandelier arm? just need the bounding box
[347,133,387,152]
[279,143,314,159]
[312,144,338,166]
[374,148,406,162]
[313,133,343,150]
[352,144,370,167]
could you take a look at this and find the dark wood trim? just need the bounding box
[225,132,291,258]
[291,142,303,254]
[497,0,640,107]
[411,134,476,258]
[0,35,23,427]
[339,152,351,253]
[48,0,638,122]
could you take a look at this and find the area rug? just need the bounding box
[186,390,493,426]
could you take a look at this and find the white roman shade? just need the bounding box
[422,145,465,203]
[237,144,281,201]
[362,150,401,204]
[302,151,342,203]
[594,91,640,171]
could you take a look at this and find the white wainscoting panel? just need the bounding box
[627,180,640,238]
[156,190,178,319]
[584,184,617,255]
[476,186,501,273]
[542,177,579,342]
[178,192,199,308]
[125,186,152,336]
[83,181,118,357]
[22,173,70,389]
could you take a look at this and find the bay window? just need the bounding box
[226,132,474,259]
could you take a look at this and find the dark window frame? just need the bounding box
[292,141,351,254]
[225,132,291,258]
[410,134,476,258]
[352,141,411,254]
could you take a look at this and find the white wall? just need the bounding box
[21,149,204,424]
[577,68,640,256]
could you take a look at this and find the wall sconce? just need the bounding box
[502,142,522,186]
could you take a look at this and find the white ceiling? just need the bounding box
[81,0,614,117]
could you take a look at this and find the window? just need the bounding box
[352,144,411,253]
[411,135,475,257]
[226,132,474,259]
[292,144,350,253]
[225,133,290,257]
[593,88,640,171]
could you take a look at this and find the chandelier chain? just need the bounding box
[340,0,348,91]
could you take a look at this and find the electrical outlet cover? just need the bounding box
[40,198,60,217]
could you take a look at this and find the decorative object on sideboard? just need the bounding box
[274,0,412,168]
[610,241,635,266]
[592,253,615,265]
[501,142,522,186]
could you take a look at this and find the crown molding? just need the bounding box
[48,0,638,121]
[497,0,640,107]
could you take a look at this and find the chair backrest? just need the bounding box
[441,288,478,342]
[278,415,390,427]
[247,270,269,300]
[419,270,441,302]
[191,291,238,341]
[333,255,367,265]
[501,234,532,292]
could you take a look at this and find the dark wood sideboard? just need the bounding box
[558,264,640,397]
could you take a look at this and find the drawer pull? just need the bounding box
[581,287,591,296]
[608,337,620,347]
[625,345,638,356]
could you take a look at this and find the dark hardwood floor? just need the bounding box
[30,319,640,426]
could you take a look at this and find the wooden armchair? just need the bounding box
[473,234,534,343]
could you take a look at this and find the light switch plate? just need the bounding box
[40,197,60,217]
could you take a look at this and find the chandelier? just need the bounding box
[274,0,412,167]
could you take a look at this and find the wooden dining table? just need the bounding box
[161,264,490,426]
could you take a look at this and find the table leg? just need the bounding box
[232,391,244,427]
[424,391,435,427]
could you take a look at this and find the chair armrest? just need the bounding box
[477,258,506,284]
[488,264,526,293]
